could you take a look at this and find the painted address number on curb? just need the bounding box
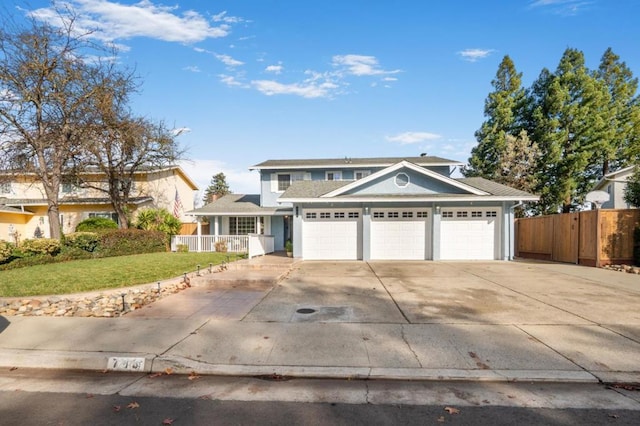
[107,357,146,372]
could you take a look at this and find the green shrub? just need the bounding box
[0,240,14,263]
[98,229,167,257]
[65,232,100,252]
[134,208,181,240]
[176,244,189,252]
[20,238,61,256]
[76,217,118,232]
[0,253,56,270]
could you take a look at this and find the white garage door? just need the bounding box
[370,209,431,260]
[302,209,361,260]
[440,208,500,260]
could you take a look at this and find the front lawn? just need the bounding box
[0,252,239,297]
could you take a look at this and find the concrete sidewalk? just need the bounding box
[0,257,639,385]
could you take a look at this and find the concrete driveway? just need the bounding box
[239,259,640,382]
[247,260,640,326]
[2,258,639,383]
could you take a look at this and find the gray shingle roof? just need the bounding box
[279,177,538,200]
[456,177,538,198]
[280,181,350,199]
[251,156,462,170]
[188,194,292,215]
[0,204,33,214]
[3,196,152,206]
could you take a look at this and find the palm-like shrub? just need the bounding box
[134,208,181,237]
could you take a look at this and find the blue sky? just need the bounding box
[13,0,640,197]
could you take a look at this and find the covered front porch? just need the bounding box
[177,194,293,258]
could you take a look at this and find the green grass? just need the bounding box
[0,252,241,297]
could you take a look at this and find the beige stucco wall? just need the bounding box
[0,212,31,242]
[0,167,198,241]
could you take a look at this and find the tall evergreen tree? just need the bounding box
[595,48,640,175]
[531,48,611,213]
[203,172,231,204]
[465,55,526,179]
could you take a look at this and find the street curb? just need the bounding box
[0,348,155,373]
[0,349,604,384]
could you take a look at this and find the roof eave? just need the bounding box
[279,195,540,203]
[249,161,464,171]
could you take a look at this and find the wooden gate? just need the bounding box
[552,212,579,263]
[516,209,640,266]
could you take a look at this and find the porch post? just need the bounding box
[196,217,202,252]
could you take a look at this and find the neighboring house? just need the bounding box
[0,166,198,241]
[592,165,635,209]
[188,156,539,261]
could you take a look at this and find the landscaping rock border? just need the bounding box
[0,281,191,318]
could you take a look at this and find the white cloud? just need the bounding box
[386,132,442,145]
[529,0,593,15]
[211,11,245,24]
[28,0,239,44]
[183,65,201,73]
[332,54,401,76]
[219,74,248,88]
[457,48,495,62]
[252,79,338,99]
[265,64,283,74]
[215,54,244,67]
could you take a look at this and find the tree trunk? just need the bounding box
[47,203,62,239]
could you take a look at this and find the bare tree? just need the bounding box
[77,114,185,228]
[0,8,126,238]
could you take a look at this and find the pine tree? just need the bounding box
[466,55,526,179]
[595,48,640,175]
[531,48,611,213]
[203,172,231,204]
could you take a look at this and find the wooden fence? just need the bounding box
[515,209,640,266]
[179,223,210,235]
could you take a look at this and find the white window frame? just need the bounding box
[325,171,342,181]
[272,172,308,193]
[394,172,410,188]
[354,170,371,180]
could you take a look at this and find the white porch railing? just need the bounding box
[171,235,249,253]
[248,234,275,258]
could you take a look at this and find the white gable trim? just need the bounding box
[280,195,538,203]
[321,161,488,198]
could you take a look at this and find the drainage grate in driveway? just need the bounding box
[291,306,353,322]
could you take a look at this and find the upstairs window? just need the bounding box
[354,170,371,180]
[326,171,342,181]
[277,174,291,191]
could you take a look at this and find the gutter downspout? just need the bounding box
[509,201,525,261]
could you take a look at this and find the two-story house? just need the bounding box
[0,166,198,241]
[187,156,538,261]
[591,165,636,209]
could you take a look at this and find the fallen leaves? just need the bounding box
[188,371,201,381]
[162,418,174,425]
[127,401,140,409]
[444,406,460,415]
